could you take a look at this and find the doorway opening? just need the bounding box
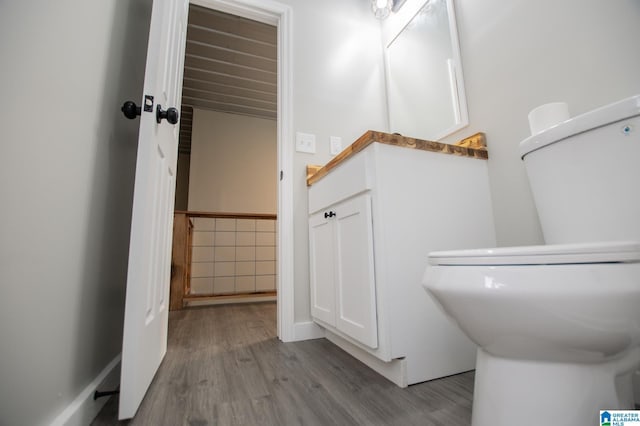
[170,0,294,341]
[173,4,278,306]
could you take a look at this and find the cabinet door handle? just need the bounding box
[324,211,336,219]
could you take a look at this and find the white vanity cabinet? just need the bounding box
[308,138,496,387]
[309,193,377,349]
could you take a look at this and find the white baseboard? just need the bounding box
[185,295,277,307]
[49,354,121,426]
[292,320,325,341]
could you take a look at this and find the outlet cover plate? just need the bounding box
[296,132,316,153]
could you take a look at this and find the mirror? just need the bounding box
[385,0,468,141]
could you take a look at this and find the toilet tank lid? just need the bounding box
[520,94,640,159]
[428,241,640,266]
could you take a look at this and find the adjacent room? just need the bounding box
[171,5,279,309]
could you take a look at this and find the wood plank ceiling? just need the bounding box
[179,5,277,155]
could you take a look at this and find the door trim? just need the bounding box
[189,0,295,341]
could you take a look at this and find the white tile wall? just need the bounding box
[256,246,275,261]
[236,261,256,275]
[192,231,215,246]
[191,277,214,294]
[214,277,235,294]
[189,217,277,295]
[236,231,256,246]
[216,218,236,231]
[236,246,255,261]
[236,219,256,232]
[256,231,275,246]
[256,219,275,232]
[191,246,214,262]
[235,276,256,293]
[214,261,235,277]
[214,246,236,262]
[215,231,236,246]
[256,261,276,275]
[192,217,215,231]
[256,275,275,292]
[191,262,214,277]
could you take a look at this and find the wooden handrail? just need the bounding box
[174,210,276,220]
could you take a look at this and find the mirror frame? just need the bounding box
[384,0,469,141]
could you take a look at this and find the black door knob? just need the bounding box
[156,105,179,124]
[324,211,336,219]
[121,101,141,119]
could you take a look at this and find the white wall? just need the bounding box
[0,1,152,425]
[188,109,277,213]
[444,0,640,246]
[276,0,388,322]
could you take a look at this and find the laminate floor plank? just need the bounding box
[92,302,474,426]
[292,339,467,426]
[288,340,393,425]
[253,338,362,426]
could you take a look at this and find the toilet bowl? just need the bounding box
[423,95,640,426]
[425,242,640,426]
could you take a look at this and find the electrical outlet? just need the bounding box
[330,136,342,155]
[296,132,316,153]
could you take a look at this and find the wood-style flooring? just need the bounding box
[92,302,474,425]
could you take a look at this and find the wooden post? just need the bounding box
[170,213,189,310]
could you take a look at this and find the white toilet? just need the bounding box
[423,94,640,426]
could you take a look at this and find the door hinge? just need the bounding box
[280,170,284,181]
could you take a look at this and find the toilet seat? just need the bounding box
[428,241,640,266]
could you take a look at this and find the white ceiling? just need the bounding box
[179,5,277,154]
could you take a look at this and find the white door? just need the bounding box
[309,211,336,326]
[119,0,188,419]
[335,194,378,349]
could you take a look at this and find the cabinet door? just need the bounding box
[309,211,336,326]
[335,194,378,349]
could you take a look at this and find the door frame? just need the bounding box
[189,0,295,341]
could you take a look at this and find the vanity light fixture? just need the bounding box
[372,0,407,19]
[372,0,392,19]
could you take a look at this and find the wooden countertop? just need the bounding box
[307,131,488,186]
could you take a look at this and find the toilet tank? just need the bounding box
[520,95,640,244]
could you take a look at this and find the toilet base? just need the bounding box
[472,348,640,426]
